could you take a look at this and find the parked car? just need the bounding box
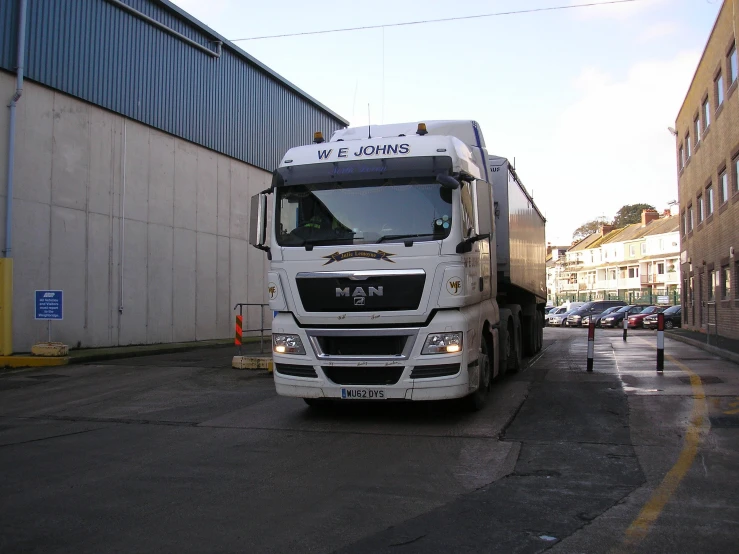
[566,300,628,327]
[644,305,682,329]
[600,305,651,328]
[545,307,567,325]
[628,306,665,329]
[548,309,574,327]
[589,306,622,327]
[545,306,558,314]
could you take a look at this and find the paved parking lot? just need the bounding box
[1,329,737,553]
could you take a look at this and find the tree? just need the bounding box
[612,203,656,227]
[572,217,610,241]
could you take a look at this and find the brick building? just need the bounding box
[675,0,739,340]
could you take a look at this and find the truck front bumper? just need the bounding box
[271,312,474,402]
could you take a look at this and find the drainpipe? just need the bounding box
[5,0,28,258]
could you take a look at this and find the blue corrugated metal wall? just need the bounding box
[0,0,347,172]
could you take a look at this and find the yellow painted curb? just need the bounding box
[232,356,273,372]
[0,356,70,368]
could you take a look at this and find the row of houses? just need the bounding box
[547,210,680,306]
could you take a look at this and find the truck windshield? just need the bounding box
[275,178,453,246]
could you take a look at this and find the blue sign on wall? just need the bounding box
[35,290,63,320]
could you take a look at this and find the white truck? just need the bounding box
[250,120,546,410]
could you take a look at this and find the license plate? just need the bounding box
[341,388,386,400]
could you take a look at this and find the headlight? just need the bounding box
[273,334,305,355]
[604,317,613,321]
[422,332,462,354]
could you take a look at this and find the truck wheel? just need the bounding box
[523,316,536,357]
[507,319,522,374]
[464,336,491,411]
[536,312,544,353]
[304,398,330,410]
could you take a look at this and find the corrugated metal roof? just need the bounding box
[0,0,348,172]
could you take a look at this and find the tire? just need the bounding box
[536,312,544,353]
[464,335,491,411]
[304,398,330,409]
[523,316,536,357]
[665,320,674,329]
[507,319,522,373]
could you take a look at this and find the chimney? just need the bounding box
[641,209,659,226]
[599,224,613,235]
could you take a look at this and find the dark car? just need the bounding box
[644,305,682,329]
[600,304,651,328]
[566,300,627,327]
[586,306,622,327]
[628,306,664,329]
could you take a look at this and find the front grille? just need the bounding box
[322,366,404,385]
[316,335,407,356]
[296,273,426,312]
[410,364,460,379]
[275,364,318,378]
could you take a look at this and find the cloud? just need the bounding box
[531,50,701,245]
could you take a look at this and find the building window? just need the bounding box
[716,72,725,107]
[697,194,704,223]
[685,132,691,158]
[687,204,694,231]
[734,154,739,195]
[690,276,694,306]
[681,211,686,236]
[706,184,714,215]
[702,97,710,129]
[679,145,685,169]
[720,168,729,204]
[629,244,635,256]
[694,116,701,144]
[722,265,731,299]
[657,263,665,275]
[641,243,646,255]
[729,42,738,85]
[709,271,715,301]
[628,267,639,279]
[659,238,664,250]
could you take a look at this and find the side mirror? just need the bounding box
[436,173,460,189]
[250,193,268,250]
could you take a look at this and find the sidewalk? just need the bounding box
[1,336,270,370]
[667,327,739,365]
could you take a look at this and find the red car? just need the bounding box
[628,306,664,329]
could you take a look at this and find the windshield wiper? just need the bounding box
[376,233,435,244]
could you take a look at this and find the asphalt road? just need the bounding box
[1,328,737,553]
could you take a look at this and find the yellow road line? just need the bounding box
[619,348,709,549]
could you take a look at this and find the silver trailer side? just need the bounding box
[488,156,546,302]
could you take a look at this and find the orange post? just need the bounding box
[235,315,243,347]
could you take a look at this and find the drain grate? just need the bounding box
[678,375,723,385]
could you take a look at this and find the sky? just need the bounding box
[171,0,723,246]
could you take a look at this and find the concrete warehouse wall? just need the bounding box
[0,73,271,351]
